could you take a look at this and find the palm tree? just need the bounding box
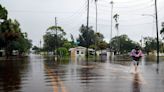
[113,13,119,32]
[160,27,164,39]
[113,13,120,54]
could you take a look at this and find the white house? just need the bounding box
[0,50,5,56]
[69,46,86,57]
[69,46,95,57]
[96,49,114,58]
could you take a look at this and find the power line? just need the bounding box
[62,17,86,31]
[99,0,153,4]
[89,21,154,26]
[9,10,84,14]
[88,1,155,16]
[58,0,88,23]
[99,0,154,7]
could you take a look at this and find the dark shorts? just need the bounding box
[132,56,141,66]
[132,56,141,61]
[133,60,139,66]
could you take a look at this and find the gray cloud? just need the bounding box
[1,0,164,46]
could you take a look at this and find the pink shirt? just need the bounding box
[130,49,143,57]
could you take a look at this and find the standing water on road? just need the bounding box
[0,54,164,92]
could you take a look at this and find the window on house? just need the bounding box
[81,52,83,54]
[77,51,79,54]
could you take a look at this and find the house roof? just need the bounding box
[69,46,96,52]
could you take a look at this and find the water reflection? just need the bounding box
[156,64,159,74]
[0,58,29,92]
[132,74,141,92]
[0,54,161,92]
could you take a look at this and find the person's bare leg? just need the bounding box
[135,65,137,73]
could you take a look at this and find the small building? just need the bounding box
[12,50,19,56]
[69,46,86,57]
[0,50,5,57]
[96,49,114,58]
[69,46,95,57]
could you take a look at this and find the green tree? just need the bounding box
[78,24,104,48]
[47,26,65,36]
[0,19,22,56]
[57,47,69,57]
[32,46,40,53]
[44,25,65,54]
[78,25,95,47]
[0,4,8,20]
[17,37,32,55]
[11,37,32,56]
[0,5,8,49]
[70,34,76,46]
[0,4,8,49]
[63,41,72,50]
[143,37,163,54]
[0,5,32,57]
[0,33,5,49]
[95,32,104,43]
[110,34,138,54]
[97,41,108,58]
[43,32,55,51]
[97,41,108,50]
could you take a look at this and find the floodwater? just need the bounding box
[0,54,164,92]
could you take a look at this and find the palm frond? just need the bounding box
[160,28,164,34]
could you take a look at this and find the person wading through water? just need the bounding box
[130,46,143,73]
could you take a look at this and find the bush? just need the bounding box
[57,47,69,57]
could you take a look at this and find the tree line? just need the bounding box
[41,22,164,57]
[1,4,163,57]
[0,5,32,57]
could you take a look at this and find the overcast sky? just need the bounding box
[1,0,164,46]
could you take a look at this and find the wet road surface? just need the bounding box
[0,54,164,92]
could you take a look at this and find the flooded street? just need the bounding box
[0,54,164,92]
[0,54,53,92]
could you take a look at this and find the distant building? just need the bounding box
[69,46,94,57]
[0,50,5,57]
[12,50,19,56]
[96,49,114,58]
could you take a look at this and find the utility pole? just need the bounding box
[95,0,98,61]
[155,0,159,64]
[86,0,90,59]
[110,1,114,41]
[55,17,58,61]
[95,0,98,33]
[40,40,42,54]
[109,1,114,58]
